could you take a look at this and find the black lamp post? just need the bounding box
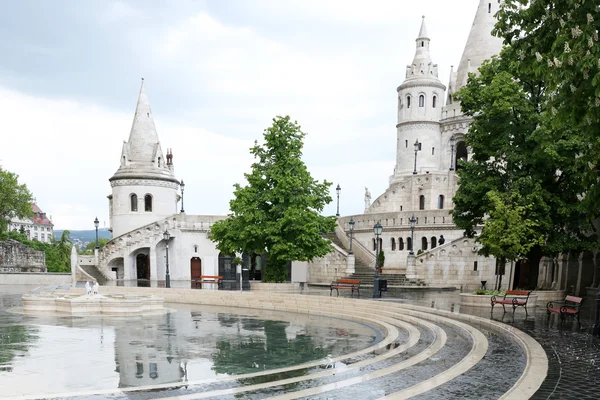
[409,215,416,255]
[335,184,341,217]
[180,180,185,213]
[163,229,171,288]
[348,217,355,254]
[94,217,100,249]
[449,136,456,171]
[413,140,420,175]
[373,221,383,298]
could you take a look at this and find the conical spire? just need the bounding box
[406,16,439,80]
[417,15,428,39]
[454,0,503,90]
[127,78,161,163]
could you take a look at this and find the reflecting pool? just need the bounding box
[0,287,380,398]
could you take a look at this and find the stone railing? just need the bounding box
[335,222,375,268]
[338,210,455,233]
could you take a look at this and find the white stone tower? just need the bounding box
[108,79,180,238]
[392,17,446,181]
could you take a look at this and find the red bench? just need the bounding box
[491,290,531,317]
[547,295,585,323]
[195,275,223,289]
[330,279,361,297]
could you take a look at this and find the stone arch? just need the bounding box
[108,257,124,280]
[431,236,437,249]
[130,193,138,212]
[407,237,412,252]
[438,195,445,209]
[391,237,396,251]
[399,237,404,251]
[406,95,411,108]
[418,94,425,107]
[455,141,468,170]
[421,237,428,251]
[144,194,153,212]
[419,195,425,210]
[130,247,150,282]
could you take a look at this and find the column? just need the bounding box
[150,245,158,282]
[575,252,584,296]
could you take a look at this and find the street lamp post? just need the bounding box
[180,180,185,213]
[373,222,383,298]
[94,217,100,249]
[336,184,341,217]
[409,215,416,256]
[413,140,420,175]
[348,217,355,254]
[163,229,171,288]
[449,136,456,171]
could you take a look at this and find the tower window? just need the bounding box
[421,237,428,251]
[405,140,408,148]
[488,3,491,13]
[158,157,161,167]
[419,95,425,107]
[144,194,153,212]
[407,95,411,108]
[130,194,138,212]
[421,41,424,47]
[419,195,425,210]
[438,195,445,209]
[432,147,435,155]
[391,238,396,251]
[432,96,437,108]
[418,142,422,151]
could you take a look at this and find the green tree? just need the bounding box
[210,116,337,282]
[377,249,385,269]
[453,47,595,288]
[496,1,600,216]
[78,238,109,255]
[0,167,33,234]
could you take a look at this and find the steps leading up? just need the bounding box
[80,265,110,285]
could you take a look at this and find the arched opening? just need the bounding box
[378,238,383,251]
[419,195,425,210]
[190,257,202,288]
[218,252,236,283]
[130,194,138,212]
[372,238,376,251]
[136,253,150,281]
[399,238,404,251]
[391,238,396,251]
[421,237,428,251]
[431,236,437,249]
[419,95,425,107]
[455,141,468,170]
[432,95,437,108]
[108,257,124,281]
[144,194,153,212]
[406,95,411,108]
[407,237,412,252]
[438,195,445,209]
[488,3,491,13]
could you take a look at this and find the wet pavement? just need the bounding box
[1,284,599,399]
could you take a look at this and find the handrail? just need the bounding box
[335,222,375,269]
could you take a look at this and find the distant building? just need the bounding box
[9,203,54,243]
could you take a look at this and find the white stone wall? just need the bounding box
[308,245,349,284]
[110,179,179,238]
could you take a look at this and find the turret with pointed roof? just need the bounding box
[109,79,179,184]
[108,80,180,238]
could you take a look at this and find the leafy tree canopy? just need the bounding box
[210,116,337,282]
[78,238,110,255]
[0,229,72,272]
[453,44,596,269]
[0,167,33,234]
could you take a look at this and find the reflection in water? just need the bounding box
[0,324,38,372]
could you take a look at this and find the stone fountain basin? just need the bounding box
[21,293,165,316]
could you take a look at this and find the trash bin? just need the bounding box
[379,279,388,297]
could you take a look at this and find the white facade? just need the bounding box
[9,203,54,243]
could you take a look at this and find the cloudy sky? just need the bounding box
[0,0,481,230]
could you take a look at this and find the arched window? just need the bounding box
[421,41,424,47]
[421,237,428,251]
[399,238,404,251]
[194,245,198,253]
[438,195,445,209]
[488,3,491,13]
[432,95,437,108]
[144,194,153,212]
[406,95,411,108]
[373,239,376,251]
[378,238,383,250]
[130,194,138,212]
[419,195,425,210]
[158,157,161,167]
[455,141,468,170]
[431,236,437,249]
[419,95,425,107]
[407,237,412,252]
[391,238,396,251]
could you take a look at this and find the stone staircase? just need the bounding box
[328,232,425,287]
[80,265,110,285]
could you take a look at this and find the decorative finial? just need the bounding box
[141,77,144,81]
[422,15,425,19]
